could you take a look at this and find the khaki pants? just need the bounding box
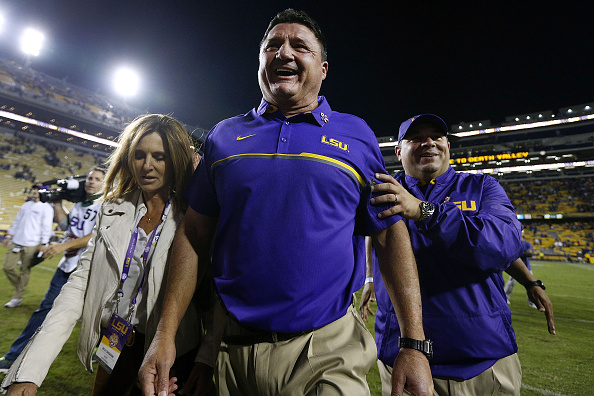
[3,243,40,300]
[378,353,522,396]
[217,303,376,396]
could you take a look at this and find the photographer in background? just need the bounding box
[0,167,105,373]
[3,185,54,309]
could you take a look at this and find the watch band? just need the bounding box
[527,280,546,290]
[398,337,433,359]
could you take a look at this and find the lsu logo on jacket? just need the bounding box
[453,200,477,211]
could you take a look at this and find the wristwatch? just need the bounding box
[527,280,546,290]
[398,337,433,359]
[417,201,435,222]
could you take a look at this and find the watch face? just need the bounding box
[419,201,435,221]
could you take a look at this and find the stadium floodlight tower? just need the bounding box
[20,27,44,68]
[113,67,140,100]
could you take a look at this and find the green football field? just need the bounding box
[0,247,592,395]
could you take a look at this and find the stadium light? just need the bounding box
[20,28,44,56]
[113,67,140,97]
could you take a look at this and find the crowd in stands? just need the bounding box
[0,132,105,188]
[0,132,104,231]
[0,57,140,130]
[503,178,594,216]
[521,220,594,263]
[501,177,594,263]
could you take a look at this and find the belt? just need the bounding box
[223,328,311,345]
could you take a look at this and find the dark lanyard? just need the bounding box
[117,196,171,321]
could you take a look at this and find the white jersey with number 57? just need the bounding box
[57,200,102,273]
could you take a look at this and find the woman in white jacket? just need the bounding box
[2,114,200,395]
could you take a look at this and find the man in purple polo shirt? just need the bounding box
[368,113,529,395]
[140,8,432,396]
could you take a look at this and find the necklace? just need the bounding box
[146,217,151,223]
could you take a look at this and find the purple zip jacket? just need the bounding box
[374,166,522,380]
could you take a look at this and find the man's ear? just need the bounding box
[321,61,328,81]
[395,145,402,162]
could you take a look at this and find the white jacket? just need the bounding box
[1,190,200,389]
[7,200,53,246]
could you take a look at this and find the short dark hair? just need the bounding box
[261,9,327,61]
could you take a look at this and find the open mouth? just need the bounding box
[421,152,438,158]
[275,67,298,76]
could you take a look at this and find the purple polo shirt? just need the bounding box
[186,96,399,332]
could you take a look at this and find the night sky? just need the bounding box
[2,1,593,136]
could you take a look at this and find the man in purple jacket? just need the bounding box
[368,114,524,395]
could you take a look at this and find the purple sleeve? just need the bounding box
[355,126,402,236]
[417,176,522,272]
[185,133,220,218]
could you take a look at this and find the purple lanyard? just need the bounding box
[117,196,171,316]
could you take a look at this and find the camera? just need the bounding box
[38,176,87,203]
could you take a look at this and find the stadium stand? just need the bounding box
[0,57,207,237]
[0,129,100,231]
[0,57,138,130]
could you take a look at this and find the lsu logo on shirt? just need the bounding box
[321,135,349,152]
[453,200,477,211]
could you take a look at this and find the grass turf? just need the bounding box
[0,249,592,395]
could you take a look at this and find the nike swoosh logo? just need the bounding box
[237,134,255,141]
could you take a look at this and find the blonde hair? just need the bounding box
[103,114,194,213]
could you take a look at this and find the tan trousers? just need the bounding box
[217,303,377,396]
[378,353,522,396]
[3,243,40,300]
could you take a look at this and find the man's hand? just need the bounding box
[6,382,38,396]
[359,282,376,322]
[391,348,433,396]
[527,287,556,335]
[370,173,423,220]
[179,362,215,396]
[506,258,556,336]
[3,238,11,248]
[42,243,66,259]
[139,335,177,396]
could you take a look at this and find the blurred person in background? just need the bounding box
[0,167,105,373]
[3,185,54,308]
[2,114,202,396]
